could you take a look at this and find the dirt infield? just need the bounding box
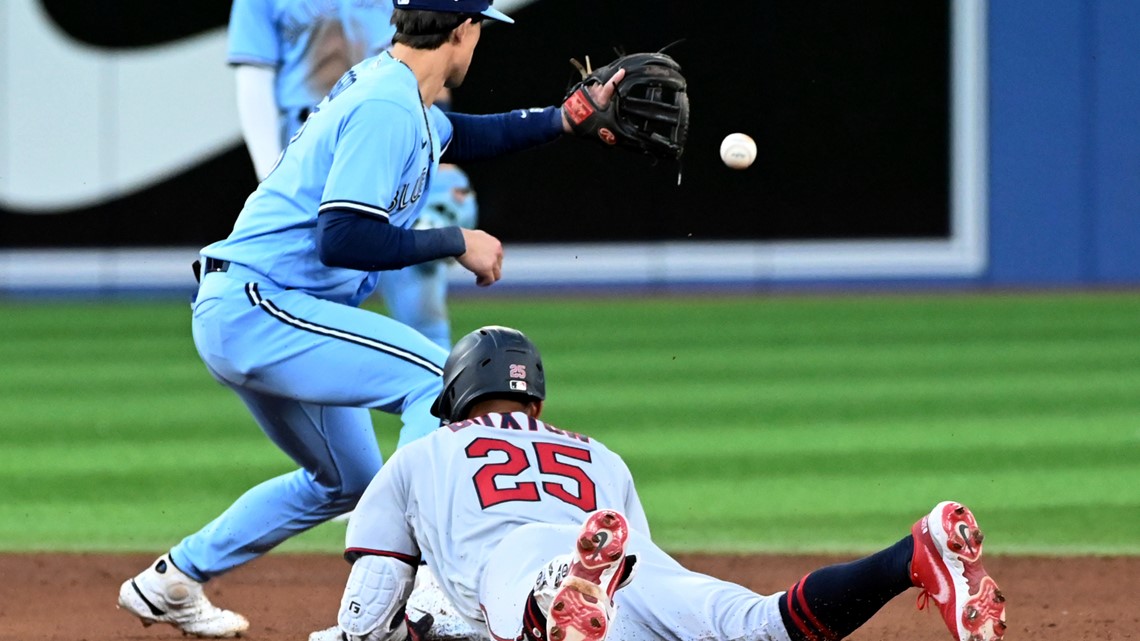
[1,553,1134,641]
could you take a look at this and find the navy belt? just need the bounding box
[191,257,230,283]
[193,258,294,291]
[203,257,230,274]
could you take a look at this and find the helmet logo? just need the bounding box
[509,380,529,391]
[509,364,527,379]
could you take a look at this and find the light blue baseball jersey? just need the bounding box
[203,52,453,307]
[227,0,395,142]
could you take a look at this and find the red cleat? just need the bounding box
[911,501,1007,641]
[547,510,631,641]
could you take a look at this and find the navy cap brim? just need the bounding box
[481,6,514,23]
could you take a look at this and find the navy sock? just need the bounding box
[778,535,914,641]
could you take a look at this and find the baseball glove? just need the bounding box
[561,51,690,160]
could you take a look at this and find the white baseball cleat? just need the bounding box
[546,510,632,641]
[117,553,250,638]
[910,501,1007,641]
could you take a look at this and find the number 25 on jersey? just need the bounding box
[465,437,598,513]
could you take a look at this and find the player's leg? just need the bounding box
[543,510,633,641]
[118,281,442,635]
[118,395,379,636]
[602,536,791,641]
[378,262,452,351]
[483,519,784,641]
[180,281,445,557]
[169,391,381,578]
[596,503,1004,641]
[591,536,889,641]
[224,285,471,633]
[199,283,446,444]
[773,501,1005,641]
[775,535,915,641]
[116,552,250,638]
[479,515,636,641]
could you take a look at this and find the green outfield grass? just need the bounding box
[1,292,1138,556]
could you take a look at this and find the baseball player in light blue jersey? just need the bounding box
[230,0,477,349]
[118,2,628,637]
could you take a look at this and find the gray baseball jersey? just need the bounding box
[345,412,649,630]
[345,412,793,641]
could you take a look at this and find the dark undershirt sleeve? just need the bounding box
[317,208,466,271]
[442,107,564,162]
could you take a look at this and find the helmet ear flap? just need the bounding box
[430,384,453,423]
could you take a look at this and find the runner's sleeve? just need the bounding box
[345,445,420,562]
[227,0,279,67]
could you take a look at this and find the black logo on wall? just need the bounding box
[2,0,951,249]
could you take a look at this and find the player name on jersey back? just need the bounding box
[446,413,590,443]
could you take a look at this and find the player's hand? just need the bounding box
[457,228,503,287]
[562,68,626,133]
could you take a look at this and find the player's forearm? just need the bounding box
[234,65,283,180]
[442,107,563,162]
[317,210,466,271]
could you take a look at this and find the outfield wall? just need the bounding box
[987,1,1140,286]
[0,0,1137,294]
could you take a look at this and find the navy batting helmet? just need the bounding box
[430,325,546,423]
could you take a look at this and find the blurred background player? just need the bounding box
[311,326,1007,641]
[228,0,475,349]
[228,0,394,181]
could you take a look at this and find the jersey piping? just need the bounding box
[244,283,444,375]
[343,547,420,567]
[319,200,390,220]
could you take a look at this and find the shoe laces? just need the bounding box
[915,589,932,612]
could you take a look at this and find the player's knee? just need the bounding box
[311,465,379,511]
[336,470,375,506]
[312,484,365,516]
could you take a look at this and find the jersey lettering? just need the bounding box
[464,437,598,512]
[388,167,428,214]
[536,443,597,512]
[466,438,540,508]
[543,424,590,443]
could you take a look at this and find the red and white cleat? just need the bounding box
[546,510,631,641]
[911,501,1007,641]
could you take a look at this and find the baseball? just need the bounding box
[720,133,756,170]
